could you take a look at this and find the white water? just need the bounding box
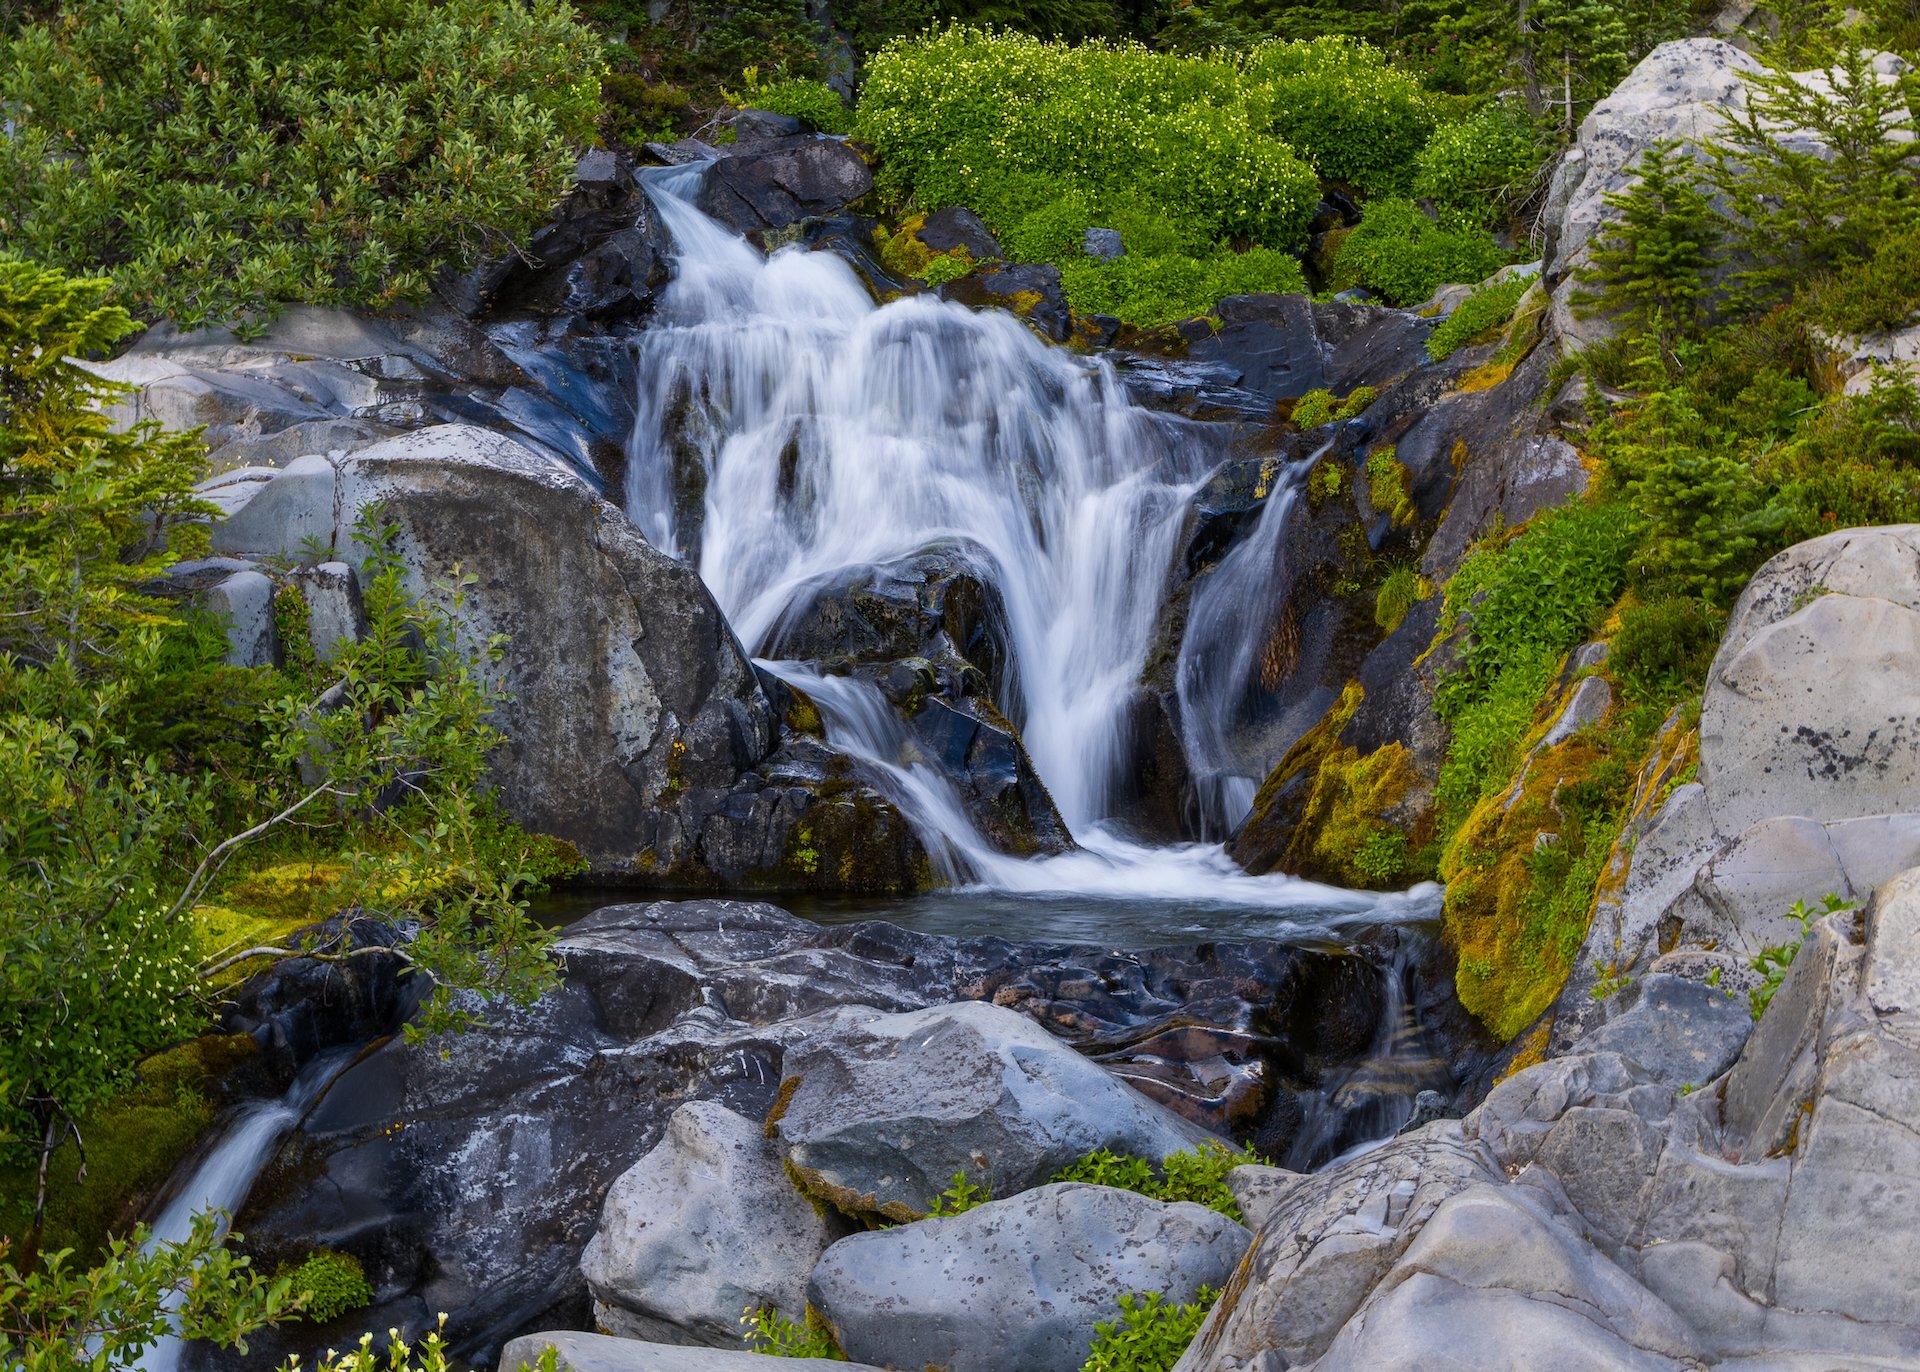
[629,165,1438,918]
[133,1051,351,1372]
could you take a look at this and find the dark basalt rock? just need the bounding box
[215,900,1454,1371]
[941,262,1072,343]
[697,137,875,237]
[916,206,1002,261]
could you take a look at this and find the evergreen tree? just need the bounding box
[1709,37,1920,304]
[1576,139,1722,348]
[1524,0,1630,134]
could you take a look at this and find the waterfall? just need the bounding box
[628,165,1436,915]
[132,1050,352,1372]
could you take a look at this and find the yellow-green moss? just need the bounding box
[1289,742,1423,889]
[1246,682,1364,820]
[1365,446,1417,526]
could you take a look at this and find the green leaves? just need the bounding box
[1750,893,1854,1020]
[1080,1287,1218,1372]
[0,0,605,329]
[1050,1143,1254,1221]
[1329,197,1507,306]
[1427,275,1531,361]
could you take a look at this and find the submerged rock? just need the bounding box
[810,1183,1249,1372]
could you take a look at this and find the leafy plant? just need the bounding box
[282,1249,374,1324]
[742,1303,845,1359]
[1413,103,1545,226]
[733,71,852,133]
[1365,446,1417,525]
[0,0,604,329]
[927,1171,991,1216]
[1329,197,1507,306]
[1080,1286,1218,1372]
[1375,565,1431,633]
[1052,1144,1254,1221]
[1750,893,1854,1020]
[1609,595,1724,705]
[1240,35,1438,195]
[1428,276,1531,361]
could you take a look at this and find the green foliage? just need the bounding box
[1365,446,1417,525]
[1804,221,1920,336]
[1708,39,1920,307]
[1576,140,1722,348]
[742,1304,845,1359]
[1059,248,1306,326]
[1052,1144,1254,1220]
[927,1171,991,1216]
[1413,103,1544,226]
[1240,36,1438,194]
[0,1212,297,1372]
[735,73,853,133]
[601,72,692,146]
[1329,198,1507,306]
[1437,504,1637,715]
[1427,276,1531,361]
[621,0,827,88]
[309,1316,560,1372]
[1434,642,1558,828]
[0,0,604,329]
[1080,1286,1218,1372]
[1750,894,1854,1020]
[283,1250,374,1324]
[1609,596,1724,705]
[1293,385,1376,430]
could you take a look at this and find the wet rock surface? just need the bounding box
[223,900,1442,1370]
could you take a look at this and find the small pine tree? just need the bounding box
[1525,0,1632,135]
[1575,139,1722,348]
[1708,37,1920,304]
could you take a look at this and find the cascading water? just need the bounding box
[628,164,1438,921]
[132,1050,352,1372]
[1175,449,1320,838]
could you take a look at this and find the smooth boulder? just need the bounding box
[580,1101,849,1347]
[809,1183,1249,1372]
[770,999,1218,1222]
[499,1332,877,1372]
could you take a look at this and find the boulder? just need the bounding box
[226,901,1409,1371]
[770,999,1218,1222]
[1083,227,1126,261]
[580,1102,850,1347]
[1174,1123,1497,1371]
[297,561,366,663]
[697,138,875,236]
[1555,525,1920,1038]
[809,1183,1249,1372]
[499,1332,876,1372]
[206,569,278,668]
[915,207,1002,261]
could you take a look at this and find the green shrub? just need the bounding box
[1750,894,1852,1019]
[1329,198,1507,306]
[1058,247,1306,326]
[1240,36,1438,195]
[1052,1144,1253,1220]
[283,1250,374,1324]
[1375,565,1429,634]
[857,28,1321,252]
[602,72,691,145]
[739,76,853,133]
[1413,103,1544,225]
[1609,595,1724,704]
[1081,1287,1218,1372]
[1427,276,1531,361]
[633,0,828,87]
[0,0,604,330]
[1805,221,1920,336]
[1575,139,1722,348]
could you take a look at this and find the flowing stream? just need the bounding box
[628,163,1437,923]
[133,1050,353,1372]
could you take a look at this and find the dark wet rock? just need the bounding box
[942,262,1072,343]
[916,206,1002,261]
[487,152,671,324]
[1180,295,1432,408]
[697,137,874,236]
[218,916,416,1082]
[723,107,808,140]
[225,900,1432,1370]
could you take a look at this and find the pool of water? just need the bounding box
[531,880,1444,951]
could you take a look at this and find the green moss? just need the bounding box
[1365,446,1417,526]
[0,1035,257,1263]
[280,1249,374,1323]
[1374,565,1431,634]
[1288,741,1428,889]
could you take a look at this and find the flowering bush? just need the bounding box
[1241,36,1438,195]
[1329,197,1507,306]
[1413,103,1546,225]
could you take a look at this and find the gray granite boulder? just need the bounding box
[770,999,1217,1222]
[499,1332,877,1372]
[809,1182,1249,1372]
[580,1101,850,1347]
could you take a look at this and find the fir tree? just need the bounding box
[1576,139,1722,348]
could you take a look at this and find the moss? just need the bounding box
[784,1159,921,1226]
[764,1073,804,1139]
[1287,742,1428,889]
[1365,446,1417,526]
[1247,681,1363,819]
[1307,457,1348,508]
[0,1034,258,1262]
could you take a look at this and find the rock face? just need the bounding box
[579,1102,850,1347]
[1182,865,1920,1370]
[941,262,1073,343]
[227,901,1415,1370]
[199,423,924,889]
[1555,524,1920,1034]
[809,1183,1250,1372]
[771,1000,1217,1222]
